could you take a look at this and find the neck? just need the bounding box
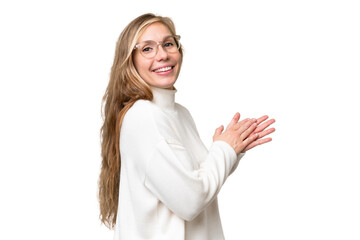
[150,86,177,112]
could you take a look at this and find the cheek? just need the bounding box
[174,54,182,71]
[134,56,151,74]
[174,52,182,65]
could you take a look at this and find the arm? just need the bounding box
[144,113,260,221]
[123,103,274,221]
[144,139,238,222]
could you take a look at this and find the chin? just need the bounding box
[152,79,177,89]
[157,83,175,89]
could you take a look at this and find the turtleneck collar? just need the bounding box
[150,86,177,112]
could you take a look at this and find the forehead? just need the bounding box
[137,22,172,42]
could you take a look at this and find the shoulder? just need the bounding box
[124,99,172,124]
[121,100,178,141]
[120,100,162,150]
[125,99,153,118]
[122,100,158,131]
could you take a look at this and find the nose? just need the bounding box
[154,44,168,61]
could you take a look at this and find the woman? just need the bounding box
[99,13,275,239]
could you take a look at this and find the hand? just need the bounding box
[213,113,259,155]
[242,115,276,152]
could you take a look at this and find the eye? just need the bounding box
[164,37,177,48]
[163,42,174,48]
[142,46,154,53]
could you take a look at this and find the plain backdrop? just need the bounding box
[0,0,359,239]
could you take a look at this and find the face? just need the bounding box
[133,22,181,89]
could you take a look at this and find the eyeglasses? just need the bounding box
[134,35,181,59]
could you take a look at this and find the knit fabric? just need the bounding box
[114,86,244,240]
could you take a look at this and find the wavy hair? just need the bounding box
[99,13,183,229]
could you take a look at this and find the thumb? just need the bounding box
[213,125,224,138]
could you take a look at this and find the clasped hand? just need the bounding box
[213,113,275,155]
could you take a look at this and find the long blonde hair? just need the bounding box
[99,13,183,229]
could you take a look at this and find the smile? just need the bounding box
[153,66,174,73]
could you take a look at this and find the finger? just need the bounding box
[254,119,276,133]
[214,125,224,137]
[234,116,257,130]
[241,132,259,150]
[240,122,257,140]
[256,115,268,125]
[226,112,240,129]
[257,127,275,139]
[243,137,272,152]
[235,118,254,134]
[232,112,240,123]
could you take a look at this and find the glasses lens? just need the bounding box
[138,41,157,58]
[162,36,180,53]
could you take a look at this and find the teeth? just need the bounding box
[154,66,172,73]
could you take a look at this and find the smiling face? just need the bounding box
[133,22,181,89]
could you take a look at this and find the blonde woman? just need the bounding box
[99,13,275,240]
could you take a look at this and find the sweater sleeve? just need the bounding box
[144,138,239,222]
[175,103,245,176]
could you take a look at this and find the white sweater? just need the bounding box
[114,86,244,240]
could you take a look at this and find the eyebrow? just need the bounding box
[138,35,173,43]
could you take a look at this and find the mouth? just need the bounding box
[152,65,174,74]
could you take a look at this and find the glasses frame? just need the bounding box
[134,35,181,59]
